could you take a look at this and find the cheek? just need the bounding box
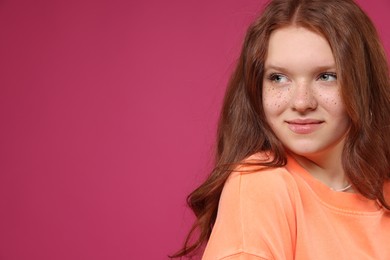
[320,92,339,105]
[262,87,289,114]
[318,90,346,115]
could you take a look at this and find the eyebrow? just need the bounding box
[264,64,337,72]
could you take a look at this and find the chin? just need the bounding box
[285,144,327,158]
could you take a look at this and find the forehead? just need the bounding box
[265,26,335,70]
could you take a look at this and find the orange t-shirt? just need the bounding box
[202,154,390,260]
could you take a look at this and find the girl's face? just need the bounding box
[262,26,350,161]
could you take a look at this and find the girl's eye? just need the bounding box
[318,73,337,81]
[269,73,289,83]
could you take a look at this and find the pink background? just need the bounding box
[0,0,389,259]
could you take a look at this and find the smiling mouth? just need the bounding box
[286,119,324,134]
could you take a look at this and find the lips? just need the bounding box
[286,119,324,134]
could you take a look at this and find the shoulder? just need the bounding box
[222,159,298,219]
[224,153,298,206]
[202,153,298,260]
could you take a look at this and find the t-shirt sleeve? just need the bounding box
[202,167,297,260]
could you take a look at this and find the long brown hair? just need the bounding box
[172,0,390,258]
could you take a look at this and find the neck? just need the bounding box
[287,142,351,191]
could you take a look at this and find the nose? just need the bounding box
[291,81,317,113]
